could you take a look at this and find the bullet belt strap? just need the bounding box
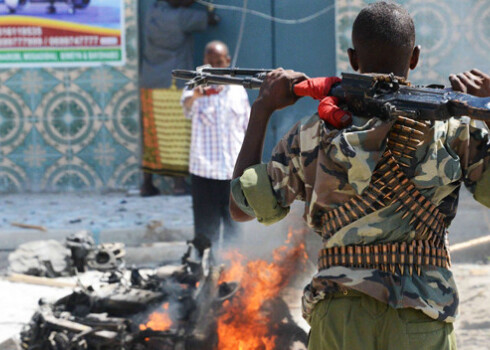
[318,240,449,276]
[321,116,447,249]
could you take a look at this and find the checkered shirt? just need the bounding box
[181,85,250,180]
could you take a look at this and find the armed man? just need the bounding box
[229,2,489,349]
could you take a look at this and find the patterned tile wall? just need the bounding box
[336,0,490,85]
[0,0,140,193]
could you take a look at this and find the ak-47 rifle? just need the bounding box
[172,66,490,122]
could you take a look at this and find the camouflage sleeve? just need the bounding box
[267,120,307,208]
[449,118,490,207]
[230,119,309,226]
[230,164,290,225]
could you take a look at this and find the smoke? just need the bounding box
[215,201,320,288]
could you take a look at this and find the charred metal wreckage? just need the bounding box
[20,243,307,350]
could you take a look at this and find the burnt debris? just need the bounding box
[19,243,307,350]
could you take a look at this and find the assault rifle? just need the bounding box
[172,66,490,122]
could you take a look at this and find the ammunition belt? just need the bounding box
[319,116,451,274]
[321,116,446,248]
[318,240,449,276]
[387,116,426,168]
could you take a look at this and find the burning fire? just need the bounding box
[138,229,308,350]
[139,302,172,332]
[216,229,308,350]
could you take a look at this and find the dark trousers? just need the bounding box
[191,175,239,255]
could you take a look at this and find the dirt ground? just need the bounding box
[0,264,489,348]
[451,264,490,349]
[0,190,489,348]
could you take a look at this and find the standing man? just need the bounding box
[140,0,219,196]
[182,41,251,256]
[230,2,489,349]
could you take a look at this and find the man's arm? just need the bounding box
[449,69,490,207]
[179,6,209,33]
[230,68,307,221]
[449,68,490,128]
[182,86,222,110]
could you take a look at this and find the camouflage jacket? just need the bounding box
[231,113,490,323]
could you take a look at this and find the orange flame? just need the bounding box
[219,249,246,283]
[139,302,172,331]
[216,229,308,350]
[137,229,308,350]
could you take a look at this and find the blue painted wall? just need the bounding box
[140,0,337,159]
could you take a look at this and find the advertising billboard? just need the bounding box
[0,0,124,66]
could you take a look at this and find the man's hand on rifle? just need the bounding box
[194,85,223,97]
[183,85,223,110]
[450,69,490,128]
[449,69,490,98]
[256,68,308,115]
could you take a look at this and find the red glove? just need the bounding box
[294,77,352,129]
[294,77,341,99]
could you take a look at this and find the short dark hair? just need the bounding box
[352,2,415,56]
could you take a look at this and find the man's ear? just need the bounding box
[226,55,231,66]
[347,48,359,71]
[409,45,420,70]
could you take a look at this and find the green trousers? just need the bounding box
[308,289,457,350]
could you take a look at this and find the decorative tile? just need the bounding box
[336,0,489,85]
[76,125,132,184]
[45,67,81,88]
[42,156,102,192]
[36,85,102,154]
[6,127,62,177]
[74,66,131,109]
[465,0,490,60]
[109,155,140,190]
[105,87,140,150]
[4,69,60,111]
[0,90,31,154]
[0,158,27,193]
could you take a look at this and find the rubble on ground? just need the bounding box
[9,235,309,350]
[8,231,126,278]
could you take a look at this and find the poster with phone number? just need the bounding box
[0,0,124,67]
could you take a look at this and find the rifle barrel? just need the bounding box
[172,69,199,80]
[200,68,272,76]
[200,75,264,89]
